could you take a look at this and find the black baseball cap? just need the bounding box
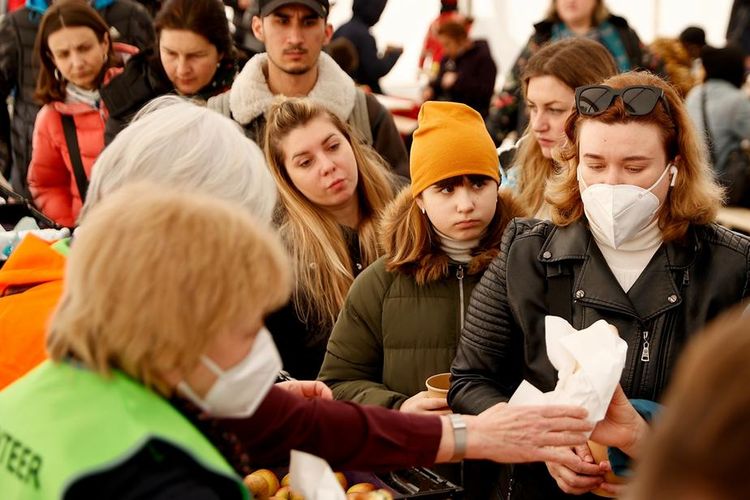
[258,0,329,18]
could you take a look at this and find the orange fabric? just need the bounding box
[0,235,66,390]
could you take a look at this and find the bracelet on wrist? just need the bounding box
[448,414,467,462]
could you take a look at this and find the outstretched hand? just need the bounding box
[468,402,593,465]
[276,380,333,400]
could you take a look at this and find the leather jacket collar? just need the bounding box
[538,220,698,322]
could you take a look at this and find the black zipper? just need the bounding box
[457,265,465,329]
[506,465,514,499]
[629,321,649,394]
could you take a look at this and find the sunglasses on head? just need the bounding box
[575,85,671,117]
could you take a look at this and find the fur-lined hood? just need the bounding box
[379,188,523,282]
[225,52,357,125]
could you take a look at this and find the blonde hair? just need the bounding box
[381,185,522,285]
[515,38,619,216]
[545,0,610,25]
[649,37,696,98]
[48,184,291,393]
[264,97,395,330]
[548,71,723,242]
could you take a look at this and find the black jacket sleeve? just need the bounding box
[0,14,18,177]
[365,93,409,179]
[103,1,156,51]
[448,220,526,415]
[355,30,400,82]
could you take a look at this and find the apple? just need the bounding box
[243,473,269,499]
[346,494,370,500]
[347,482,376,494]
[334,472,348,491]
[273,486,304,500]
[369,490,394,500]
[250,469,280,496]
[280,473,291,487]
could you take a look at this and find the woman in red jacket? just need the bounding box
[27,0,134,227]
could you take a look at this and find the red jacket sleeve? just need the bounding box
[28,106,75,227]
[216,386,442,471]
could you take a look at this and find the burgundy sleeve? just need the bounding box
[216,386,442,471]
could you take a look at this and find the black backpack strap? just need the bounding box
[60,114,89,203]
[546,263,573,321]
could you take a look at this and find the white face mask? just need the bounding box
[177,327,281,418]
[579,164,676,249]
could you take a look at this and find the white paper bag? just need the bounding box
[289,450,347,500]
[508,316,628,426]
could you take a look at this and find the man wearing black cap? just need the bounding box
[208,0,409,178]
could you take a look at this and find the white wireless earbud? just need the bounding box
[669,164,678,187]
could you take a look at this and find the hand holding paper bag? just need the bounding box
[509,316,628,427]
[509,316,629,496]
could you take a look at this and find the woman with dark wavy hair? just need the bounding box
[101,0,238,142]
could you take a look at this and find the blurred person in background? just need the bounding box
[101,0,238,142]
[0,0,153,198]
[0,0,25,15]
[26,1,137,228]
[500,38,618,218]
[419,0,470,79]
[685,44,750,205]
[679,26,708,83]
[208,0,409,177]
[332,0,402,94]
[648,36,697,98]
[134,0,162,17]
[224,0,265,64]
[726,0,750,63]
[422,20,497,118]
[486,0,651,145]
[679,26,706,66]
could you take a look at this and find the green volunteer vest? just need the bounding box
[0,360,249,500]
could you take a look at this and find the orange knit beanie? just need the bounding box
[409,101,499,198]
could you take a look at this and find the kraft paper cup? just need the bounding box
[425,372,451,399]
[588,440,627,497]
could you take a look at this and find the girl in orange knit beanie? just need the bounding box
[320,101,522,422]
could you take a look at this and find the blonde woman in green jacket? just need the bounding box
[319,101,522,413]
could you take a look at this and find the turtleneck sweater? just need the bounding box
[590,218,663,293]
[434,228,480,264]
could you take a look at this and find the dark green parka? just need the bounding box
[318,188,520,408]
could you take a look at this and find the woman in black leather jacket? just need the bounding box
[449,70,750,500]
